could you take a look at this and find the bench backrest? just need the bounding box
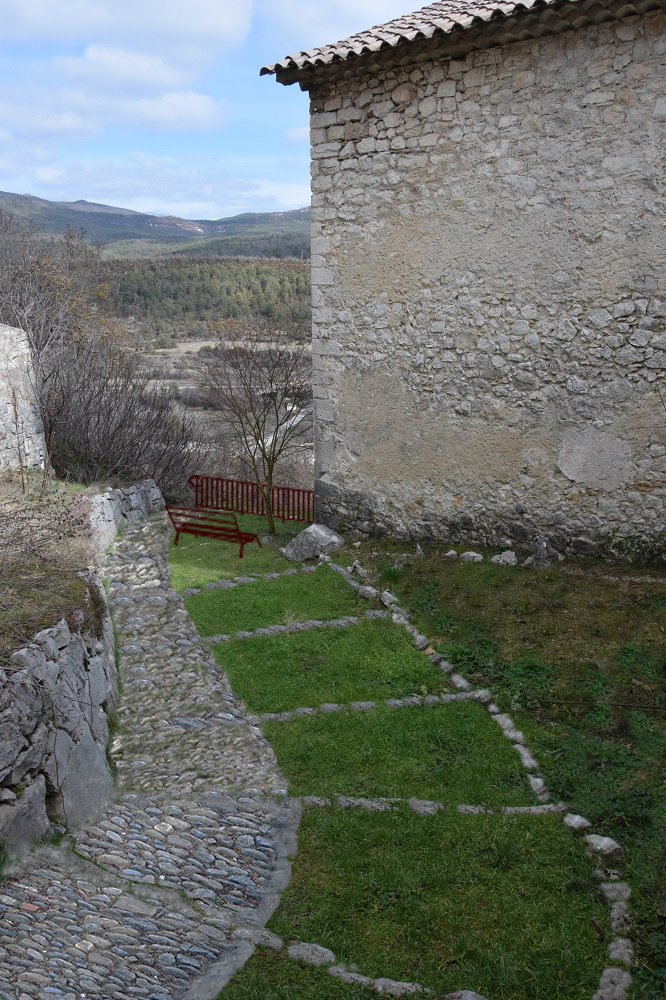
[166,506,241,532]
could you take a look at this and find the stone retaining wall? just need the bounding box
[89,479,164,561]
[0,481,164,855]
[0,324,45,473]
[309,9,666,555]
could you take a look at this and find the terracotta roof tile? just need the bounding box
[261,0,662,79]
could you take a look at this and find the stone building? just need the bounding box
[262,0,666,555]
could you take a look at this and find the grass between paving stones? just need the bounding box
[358,545,666,997]
[217,948,371,999]
[213,617,453,713]
[222,807,607,1000]
[264,701,533,806]
[167,513,303,589]
[183,566,361,637]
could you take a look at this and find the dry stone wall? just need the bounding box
[0,481,164,855]
[0,324,45,473]
[309,10,666,554]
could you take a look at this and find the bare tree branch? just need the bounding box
[194,319,312,533]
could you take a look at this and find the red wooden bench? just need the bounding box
[166,506,262,559]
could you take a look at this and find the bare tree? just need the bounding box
[0,211,206,500]
[195,322,312,534]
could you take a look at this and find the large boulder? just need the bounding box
[282,524,344,562]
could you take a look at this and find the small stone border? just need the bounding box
[255,689,493,724]
[183,565,320,597]
[228,931,436,997]
[298,795,567,817]
[327,559,635,1000]
[200,609,390,645]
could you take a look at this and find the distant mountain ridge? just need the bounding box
[0,190,311,260]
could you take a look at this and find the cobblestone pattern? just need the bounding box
[308,11,666,555]
[106,521,286,799]
[0,513,297,1000]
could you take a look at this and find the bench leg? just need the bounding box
[256,537,262,549]
[174,530,180,546]
[239,542,244,559]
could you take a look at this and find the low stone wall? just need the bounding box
[0,324,45,473]
[0,574,116,850]
[89,479,164,561]
[0,480,165,855]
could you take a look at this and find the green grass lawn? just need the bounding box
[183,566,361,636]
[213,617,452,713]
[168,514,304,589]
[358,545,666,998]
[224,807,607,1000]
[167,530,622,1000]
[264,701,533,805]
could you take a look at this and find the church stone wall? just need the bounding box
[309,9,666,555]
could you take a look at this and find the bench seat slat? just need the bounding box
[166,505,262,559]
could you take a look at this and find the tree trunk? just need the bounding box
[262,474,275,536]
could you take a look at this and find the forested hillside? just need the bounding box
[0,191,310,260]
[104,258,311,335]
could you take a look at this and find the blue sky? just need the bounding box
[0,1,409,219]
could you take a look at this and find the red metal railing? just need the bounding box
[188,475,315,524]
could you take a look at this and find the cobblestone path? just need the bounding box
[0,515,297,1000]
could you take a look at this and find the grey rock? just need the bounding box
[443,550,458,559]
[287,941,337,966]
[490,550,517,566]
[351,701,376,711]
[592,967,632,1000]
[0,774,50,851]
[329,966,373,986]
[409,798,445,815]
[380,590,398,607]
[608,938,634,965]
[348,560,369,580]
[58,729,114,827]
[515,745,538,770]
[374,978,429,995]
[530,534,560,568]
[443,993,489,1000]
[358,585,378,599]
[564,813,591,831]
[450,674,471,690]
[585,834,624,862]
[610,902,630,932]
[282,524,344,562]
[601,883,631,903]
[459,551,483,563]
[233,928,283,949]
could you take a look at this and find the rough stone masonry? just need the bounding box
[0,324,45,473]
[270,2,666,555]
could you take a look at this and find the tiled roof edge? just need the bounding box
[261,0,664,84]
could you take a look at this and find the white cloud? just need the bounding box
[57,46,192,92]
[0,86,221,140]
[285,125,310,143]
[2,0,253,53]
[260,0,411,55]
